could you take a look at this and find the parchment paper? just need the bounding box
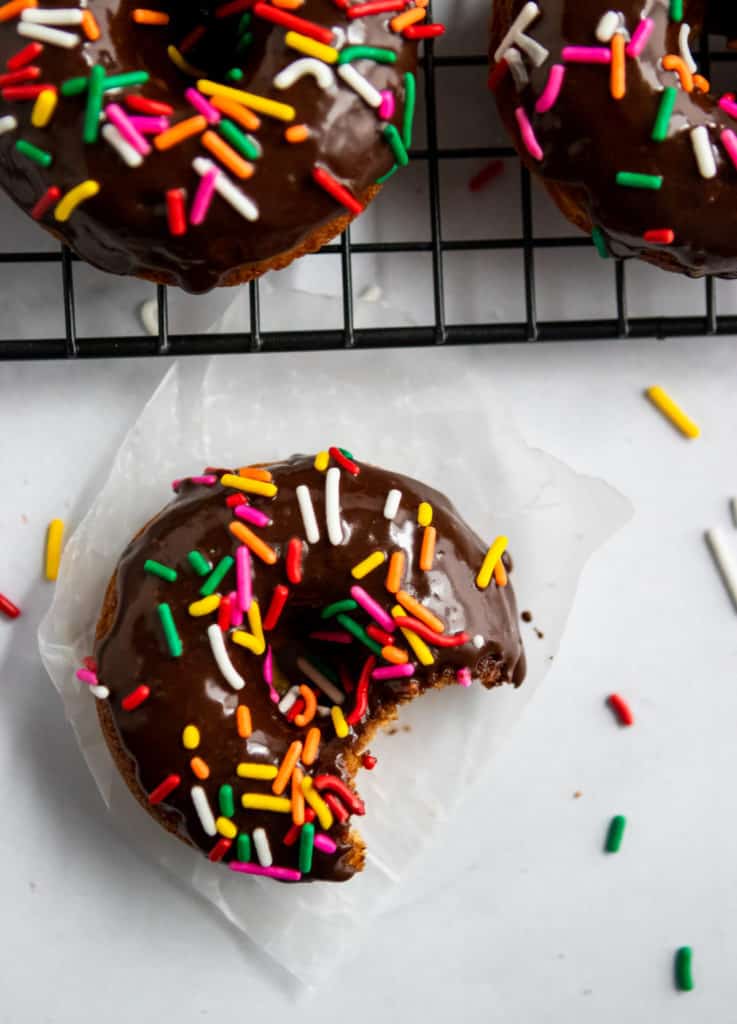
[38,352,631,985]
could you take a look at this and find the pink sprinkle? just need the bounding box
[228,861,302,881]
[314,833,337,854]
[75,668,98,686]
[234,503,271,527]
[371,663,416,681]
[626,18,654,58]
[263,645,279,703]
[127,115,170,134]
[185,87,221,124]
[308,631,353,644]
[561,46,611,64]
[719,96,737,120]
[456,667,472,687]
[236,545,252,612]
[105,103,151,155]
[190,475,217,485]
[515,106,543,161]
[535,63,565,113]
[350,585,395,634]
[189,166,218,226]
[378,89,395,120]
[721,129,737,170]
[229,590,243,627]
[171,479,181,491]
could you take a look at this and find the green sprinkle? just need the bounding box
[15,139,52,168]
[104,71,149,92]
[187,550,211,576]
[336,613,383,656]
[237,10,252,32]
[144,559,178,583]
[320,598,358,620]
[376,164,399,185]
[158,602,182,658]
[652,86,677,142]
[338,46,397,65]
[298,822,315,874]
[235,32,253,55]
[402,71,416,149]
[616,171,663,190]
[604,814,626,853]
[227,67,244,82]
[218,119,261,160]
[236,833,251,862]
[200,555,233,596]
[669,0,683,21]
[591,226,609,259]
[675,947,694,991]
[383,123,409,167]
[61,75,89,97]
[219,784,235,818]
[338,448,354,460]
[83,64,105,145]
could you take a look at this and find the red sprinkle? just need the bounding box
[208,837,232,862]
[487,58,509,93]
[121,684,150,711]
[179,24,206,53]
[283,807,316,846]
[323,792,349,824]
[226,492,247,507]
[83,655,98,672]
[125,94,174,116]
[30,185,60,220]
[339,663,354,694]
[643,229,674,244]
[6,42,43,71]
[148,773,181,804]
[312,165,364,215]
[469,159,504,192]
[347,0,407,16]
[607,693,634,726]
[252,2,334,44]
[328,446,360,476]
[286,696,305,722]
[286,537,303,584]
[0,593,20,618]
[362,753,377,770]
[218,594,232,632]
[346,655,375,725]
[2,83,56,100]
[0,65,40,87]
[314,773,366,815]
[165,188,186,236]
[263,583,289,630]
[215,0,254,18]
[393,616,470,647]
[366,623,394,647]
[403,23,445,39]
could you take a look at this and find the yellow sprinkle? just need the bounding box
[216,816,237,839]
[31,87,57,128]
[351,550,387,579]
[197,79,295,121]
[284,30,339,63]
[331,705,349,739]
[645,385,700,439]
[241,793,292,813]
[476,536,509,590]
[188,594,221,617]
[182,725,200,750]
[391,605,435,666]
[301,776,333,830]
[54,180,100,223]
[417,502,433,526]
[314,450,330,471]
[220,472,277,497]
[167,44,205,77]
[45,518,64,580]
[237,762,278,780]
[232,599,265,654]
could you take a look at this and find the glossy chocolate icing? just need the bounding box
[0,1,419,292]
[94,455,525,882]
[492,0,737,277]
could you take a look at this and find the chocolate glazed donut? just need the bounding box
[490,1,737,277]
[0,1,442,292]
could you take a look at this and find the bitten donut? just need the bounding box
[86,452,525,883]
[0,1,444,293]
[490,1,737,277]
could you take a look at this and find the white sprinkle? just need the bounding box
[297,656,344,705]
[21,7,83,24]
[679,23,697,73]
[705,527,737,612]
[731,498,737,528]
[139,298,158,336]
[595,11,619,42]
[325,467,343,545]
[192,156,259,222]
[316,705,331,718]
[383,488,402,520]
[472,634,484,649]
[278,684,300,714]
[253,827,272,866]
[0,115,18,136]
[296,484,320,544]
[337,63,382,108]
[90,684,110,699]
[207,623,245,691]
[101,123,143,167]
[493,1,548,68]
[504,47,529,89]
[17,22,80,47]
[274,57,335,91]
[691,125,717,179]
[191,785,217,836]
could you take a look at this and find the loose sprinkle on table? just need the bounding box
[705,527,737,613]
[0,593,20,618]
[645,386,700,439]
[674,946,694,992]
[607,693,634,726]
[44,518,64,580]
[604,814,627,853]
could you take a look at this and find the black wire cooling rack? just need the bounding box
[2,18,737,360]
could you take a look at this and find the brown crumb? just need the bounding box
[521,610,533,623]
[534,627,544,639]
[387,727,399,736]
[573,791,583,799]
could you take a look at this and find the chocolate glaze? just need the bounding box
[0,1,419,292]
[94,455,526,882]
[492,0,737,277]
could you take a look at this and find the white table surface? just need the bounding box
[2,337,736,1021]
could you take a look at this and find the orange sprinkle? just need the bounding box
[272,740,303,795]
[154,114,207,151]
[390,6,425,31]
[190,756,210,780]
[273,0,304,7]
[291,766,305,826]
[693,74,710,92]
[81,10,100,39]
[419,526,436,571]
[494,559,508,587]
[237,466,273,482]
[132,7,170,24]
[229,521,277,565]
[285,123,309,143]
[396,590,444,633]
[236,704,252,738]
[293,684,317,727]
[662,54,693,93]
[211,94,261,131]
[201,130,254,179]
[0,0,36,21]
[381,644,409,665]
[610,32,625,100]
[302,726,320,766]
[386,550,404,594]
